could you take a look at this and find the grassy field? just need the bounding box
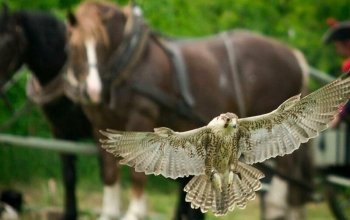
[0,153,336,220]
[2,178,336,220]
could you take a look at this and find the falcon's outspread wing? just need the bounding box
[238,74,350,164]
[100,126,212,179]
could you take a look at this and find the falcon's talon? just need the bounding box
[228,170,234,187]
[235,171,242,181]
[211,172,222,192]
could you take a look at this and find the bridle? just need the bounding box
[64,4,149,105]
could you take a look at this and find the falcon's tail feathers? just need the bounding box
[185,175,215,214]
[184,162,264,216]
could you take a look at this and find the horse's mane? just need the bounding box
[13,11,67,78]
[70,1,126,46]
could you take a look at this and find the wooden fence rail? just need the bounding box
[309,66,335,85]
[0,134,98,155]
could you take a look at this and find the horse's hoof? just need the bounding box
[98,213,120,220]
[211,172,222,192]
[121,212,147,220]
[99,182,122,220]
[121,213,140,220]
[121,195,147,220]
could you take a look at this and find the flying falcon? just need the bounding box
[100,73,350,216]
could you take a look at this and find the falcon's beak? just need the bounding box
[232,119,237,128]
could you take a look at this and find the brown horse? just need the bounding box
[65,1,312,219]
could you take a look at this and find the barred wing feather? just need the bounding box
[239,74,350,164]
[100,127,210,179]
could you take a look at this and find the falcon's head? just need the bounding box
[208,112,238,129]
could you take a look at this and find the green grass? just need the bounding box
[0,175,335,220]
[0,128,337,220]
[0,141,101,184]
[0,139,337,220]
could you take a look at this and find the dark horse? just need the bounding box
[65,1,313,220]
[0,6,94,220]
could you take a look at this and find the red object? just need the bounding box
[327,17,338,27]
[342,58,350,72]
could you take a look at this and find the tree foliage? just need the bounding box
[136,0,350,74]
[2,0,349,72]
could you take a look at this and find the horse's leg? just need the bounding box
[121,96,159,220]
[98,136,121,220]
[263,144,313,220]
[285,143,313,220]
[264,175,288,220]
[174,177,205,220]
[174,179,187,220]
[121,170,147,220]
[60,153,77,220]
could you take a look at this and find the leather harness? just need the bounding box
[221,32,246,117]
[26,70,66,104]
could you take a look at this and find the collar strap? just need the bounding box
[103,5,149,87]
[26,72,65,104]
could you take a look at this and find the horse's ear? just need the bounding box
[0,2,10,32]
[129,0,136,7]
[124,0,142,17]
[67,11,77,27]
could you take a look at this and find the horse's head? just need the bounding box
[66,1,130,104]
[0,3,26,88]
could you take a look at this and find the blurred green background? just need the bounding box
[0,0,349,218]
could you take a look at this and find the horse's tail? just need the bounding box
[184,162,264,216]
[292,49,309,96]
